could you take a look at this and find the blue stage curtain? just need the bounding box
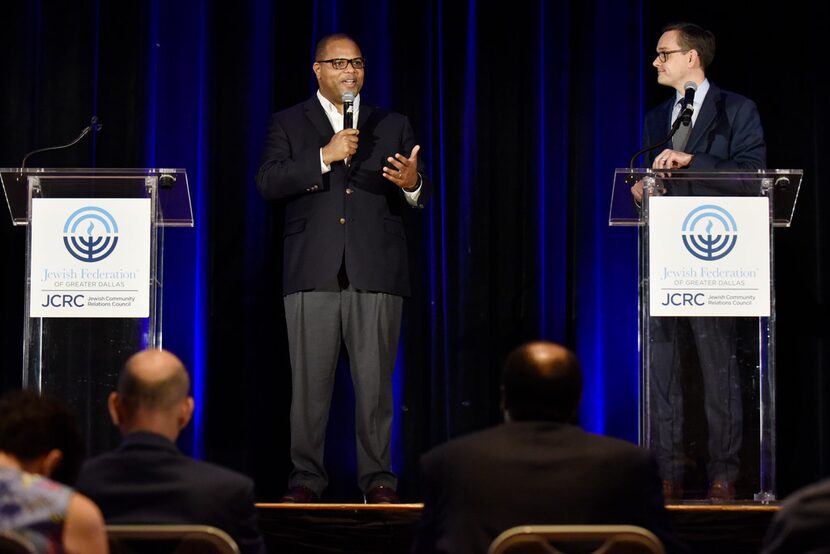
[3,0,830,501]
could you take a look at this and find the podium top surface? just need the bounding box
[609,168,803,228]
[1,168,193,227]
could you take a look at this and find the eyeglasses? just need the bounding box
[316,57,366,70]
[655,49,689,63]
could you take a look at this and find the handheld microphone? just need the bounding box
[342,92,355,166]
[20,116,103,169]
[679,81,697,126]
[342,92,355,129]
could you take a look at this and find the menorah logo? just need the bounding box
[63,206,119,263]
[681,204,737,261]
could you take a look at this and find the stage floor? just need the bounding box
[256,502,779,553]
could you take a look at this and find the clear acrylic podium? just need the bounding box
[1,168,192,455]
[610,169,801,503]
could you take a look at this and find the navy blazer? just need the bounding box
[256,96,432,297]
[76,432,266,554]
[643,82,766,170]
[412,422,687,554]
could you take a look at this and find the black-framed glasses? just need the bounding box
[655,49,689,63]
[316,57,366,70]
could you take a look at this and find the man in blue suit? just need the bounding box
[256,33,431,503]
[632,22,766,501]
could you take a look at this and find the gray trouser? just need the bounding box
[284,289,402,495]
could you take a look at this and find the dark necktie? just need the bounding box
[672,99,692,152]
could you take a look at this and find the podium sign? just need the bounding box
[649,196,770,317]
[30,198,151,318]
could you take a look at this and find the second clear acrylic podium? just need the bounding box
[610,169,801,503]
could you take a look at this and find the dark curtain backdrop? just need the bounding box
[1,0,828,502]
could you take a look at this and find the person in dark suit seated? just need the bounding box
[760,478,830,553]
[0,390,108,554]
[76,349,266,554]
[412,341,686,554]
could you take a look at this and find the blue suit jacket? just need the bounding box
[76,432,266,554]
[643,82,766,170]
[256,96,432,297]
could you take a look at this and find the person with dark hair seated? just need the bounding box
[76,349,266,554]
[0,390,108,553]
[412,341,687,554]
[761,477,830,553]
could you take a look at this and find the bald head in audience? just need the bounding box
[108,349,194,441]
[502,341,583,423]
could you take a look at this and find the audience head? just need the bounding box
[501,341,582,423]
[0,390,84,485]
[109,348,194,441]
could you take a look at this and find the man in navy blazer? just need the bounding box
[632,23,766,502]
[413,342,686,554]
[255,33,431,503]
[76,349,266,554]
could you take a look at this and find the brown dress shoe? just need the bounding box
[365,485,400,504]
[662,480,683,502]
[280,485,319,503]
[708,480,736,502]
